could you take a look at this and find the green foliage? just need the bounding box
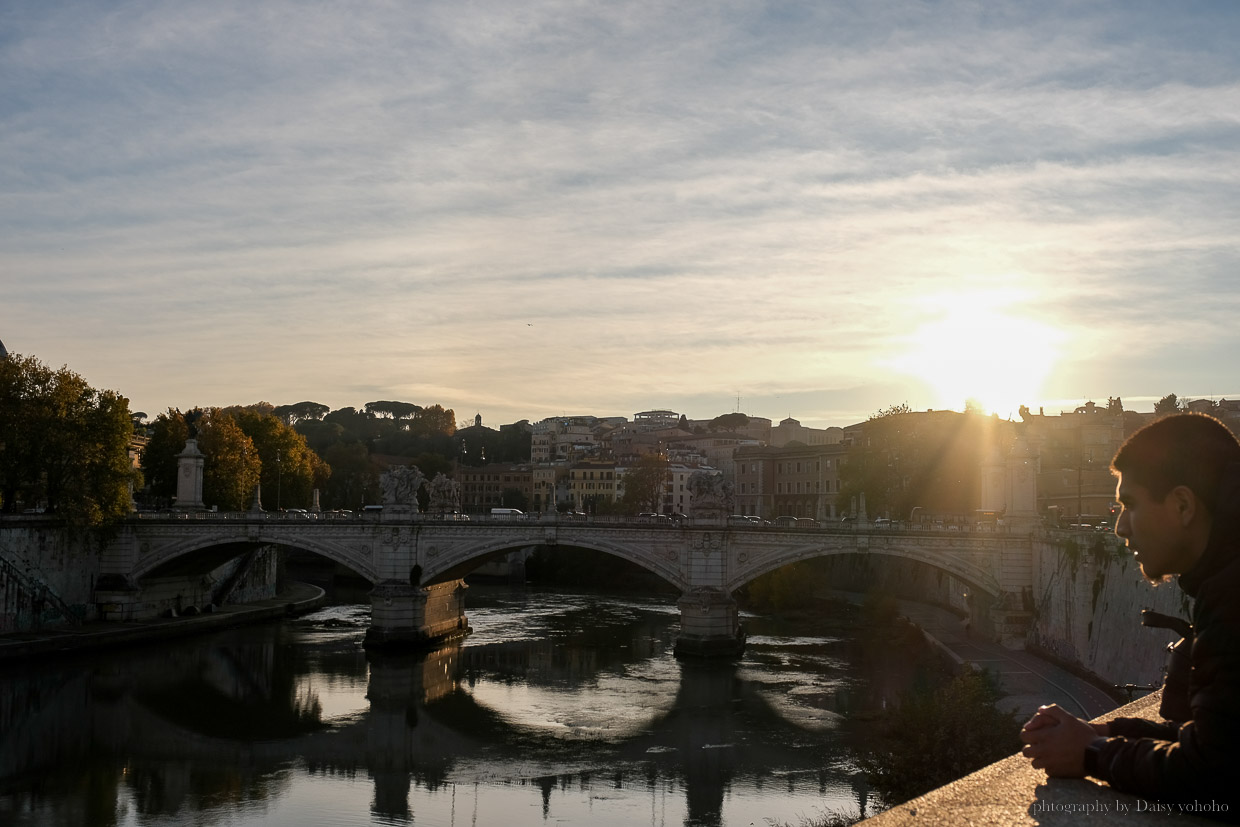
[870,402,913,420]
[709,412,750,432]
[837,410,1008,520]
[218,405,329,511]
[321,440,375,509]
[143,405,328,511]
[197,414,261,511]
[500,487,529,510]
[141,409,192,502]
[0,354,139,526]
[365,400,421,419]
[456,420,532,466]
[858,669,1020,806]
[273,401,330,425]
[1154,393,1181,417]
[621,453,668,513]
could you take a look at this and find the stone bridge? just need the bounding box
[98,510,1037,656]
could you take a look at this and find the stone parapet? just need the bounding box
[861,691,1216,825]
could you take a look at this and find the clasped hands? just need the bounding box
[1020,704,1109,777]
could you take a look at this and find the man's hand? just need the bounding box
[1020,704,1107,777]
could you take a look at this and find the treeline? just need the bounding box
[141,405,329,511]
[0,351,536,523]
[140,399,532,512]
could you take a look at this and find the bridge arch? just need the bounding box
[421,534,691,593]
[726,541,1001,599]
[132,533,377,584]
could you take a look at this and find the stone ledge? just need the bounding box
[861,691,1219,825]
[0,582,326,662]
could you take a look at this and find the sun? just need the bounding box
[887,289,1063,419]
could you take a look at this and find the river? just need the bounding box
[0,585,922,827]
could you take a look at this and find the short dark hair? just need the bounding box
[1111,412,1240,511]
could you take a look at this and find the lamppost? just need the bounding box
[276,449,282,512]
[1077,448,1093,524]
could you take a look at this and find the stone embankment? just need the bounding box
[0,581,326,662]
[1028,531,1188,690]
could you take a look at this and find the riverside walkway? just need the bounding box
[821,590,1121,721]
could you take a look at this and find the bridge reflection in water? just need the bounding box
[0,591,883,826]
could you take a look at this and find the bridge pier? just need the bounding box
[364,580,471,651]
[674,588,745,658]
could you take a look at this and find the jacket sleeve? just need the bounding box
[1094,573,1240,815]
[1105,716,1179,741]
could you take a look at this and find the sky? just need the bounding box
[4,1,1240,429]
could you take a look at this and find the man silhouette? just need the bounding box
[1021,413,1240,819]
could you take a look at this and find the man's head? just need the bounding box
[1111,413,1240,582]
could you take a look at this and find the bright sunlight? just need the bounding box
[887,289,1063,419]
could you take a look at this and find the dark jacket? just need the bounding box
[1093,463,1240,820]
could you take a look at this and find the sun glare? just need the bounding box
[887,289,1063,419]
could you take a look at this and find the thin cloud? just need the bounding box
[3,1,1239,425]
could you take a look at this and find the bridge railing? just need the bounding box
[126,510,1029,536]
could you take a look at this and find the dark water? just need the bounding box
[0,586,910,827]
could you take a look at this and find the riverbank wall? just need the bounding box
[1027,531,1186,689]
[0,519,281,633]
[818,534,1186,690]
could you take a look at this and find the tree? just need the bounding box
[621,454,668,513]
[411,404,457,437]
[709,412,750,432]
[838,409,1006,519]
[1106,397,1124,415]
[321,440,374,509]
[871,402,913,420]
[273,401,330,426]
[859,670,1020,805]
[197,413,261,511]
[500,487,529,510]
[365,400,420,420]
[1154,394,1181,417]
[219,405,330,511]
[0,354,139,526]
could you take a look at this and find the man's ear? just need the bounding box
[1168,485,1199,528]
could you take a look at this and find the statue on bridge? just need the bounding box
[426,472,462,515]
[380,465,425,510]
[688,471,734,519]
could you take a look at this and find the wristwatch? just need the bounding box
[1083,737,1109,778]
